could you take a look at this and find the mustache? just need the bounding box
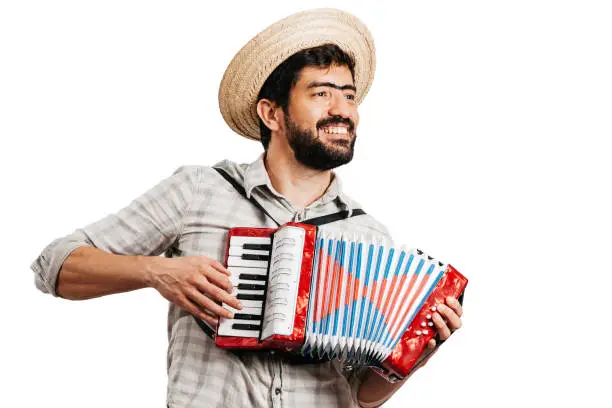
[316,116,355,132]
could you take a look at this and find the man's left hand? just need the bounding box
[426,296,463,349]
[413,296,463,371]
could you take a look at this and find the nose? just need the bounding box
[328,93,353,119]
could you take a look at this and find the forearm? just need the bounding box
[357,347,438,407]
[56,246,155,300]
[357,370,408,408]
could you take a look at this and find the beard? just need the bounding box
[284,113,357,171]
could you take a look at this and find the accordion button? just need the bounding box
[428,322,434,327]
[426,314,432,319]
[431,306,437,312]
[421,322,427,327]
[423,330,429,335]
[416,330,422,335]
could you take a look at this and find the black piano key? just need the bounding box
[232,323,261,331]
[241,253,270,261]
[239,274,267,281]
[233,313,263,321]
[237,293,265,301]
[243,243,272,251]
[237,283,266,291]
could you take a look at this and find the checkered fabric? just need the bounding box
[32,154,391,408]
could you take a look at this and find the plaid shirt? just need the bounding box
[31,154,391,408]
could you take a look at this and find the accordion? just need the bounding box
[206,222,467,382]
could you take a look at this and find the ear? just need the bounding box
[256,99,282,132]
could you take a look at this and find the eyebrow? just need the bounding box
[306,81,357,92]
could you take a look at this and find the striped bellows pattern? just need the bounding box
[301,233,448,365]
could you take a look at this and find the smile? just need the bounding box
[320,126,349,134]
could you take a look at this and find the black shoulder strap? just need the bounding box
[213,167,366,227]
[193,316,216,339]
[301,209,366,226]
[214,167,281,226]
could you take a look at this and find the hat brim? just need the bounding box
[218,8,376,141]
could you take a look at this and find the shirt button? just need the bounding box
[275,388,281,395]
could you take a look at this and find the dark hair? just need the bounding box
[256,44,356,150]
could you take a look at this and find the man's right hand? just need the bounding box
[147,256,242,326]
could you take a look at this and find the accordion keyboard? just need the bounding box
[217,236,272,338]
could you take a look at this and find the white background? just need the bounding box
[1,1,611,407]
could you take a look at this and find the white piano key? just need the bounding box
[234,299,263,308]
[227,266,268,276]
[223,305,262,316]
[217,318,259,338]
[227,256,269,268]
[218,328,259,338]
[229,236,272,246]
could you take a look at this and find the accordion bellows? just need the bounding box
[214,222,468,381]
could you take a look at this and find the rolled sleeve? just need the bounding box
[30,166,201,297]
[31,234,93,296]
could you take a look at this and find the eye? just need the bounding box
[345,94,355,101]
[315,91,328,97]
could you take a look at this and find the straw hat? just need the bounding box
[218,8,376,141]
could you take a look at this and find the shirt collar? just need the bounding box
[243,153,270,199]
[243,153,353,214]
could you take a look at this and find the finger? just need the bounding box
[446,296,463,317]
[432,312,451,341]
[198,279,242,311]
[198,311,219,326]
[203,265,233,293]
[186,288,235,319]
[437,303,462,332]
[180,295,219,325]
[210,260,231,276]
[427,338,436,349]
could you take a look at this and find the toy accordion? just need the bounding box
[203,222,467,382]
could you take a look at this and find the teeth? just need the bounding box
[322,127,348,134]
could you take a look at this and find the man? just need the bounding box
[31,8,462,408]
